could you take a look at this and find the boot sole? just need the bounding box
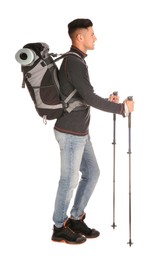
[85,234,100,238]
[52,237,86,244]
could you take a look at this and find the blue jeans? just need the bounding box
[53,130,100,228]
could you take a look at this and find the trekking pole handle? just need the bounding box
[109,91,118,103]
[113,91,118,96]
[112,91,118,120]
[127,96,133,128]
[127,96,133,101]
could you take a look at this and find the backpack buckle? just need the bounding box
[63,102,69,109]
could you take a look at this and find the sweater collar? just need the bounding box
[70,45,87,59]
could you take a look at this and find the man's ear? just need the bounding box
[77,33,83,42]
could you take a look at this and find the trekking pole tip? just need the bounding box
[111,223,117,229]
[127,239,133,247]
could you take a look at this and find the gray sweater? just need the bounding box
[54,46,124,135]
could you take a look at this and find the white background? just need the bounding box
[1,0,156,259]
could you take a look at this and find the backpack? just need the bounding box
[15,42,87,124]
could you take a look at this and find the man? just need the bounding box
[51,18,134,244]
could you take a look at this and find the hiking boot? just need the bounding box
[67,214,100,238]
[51,222,86,244]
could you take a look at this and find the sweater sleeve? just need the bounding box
[66,56,124,116]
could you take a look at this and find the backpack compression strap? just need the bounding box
[62,88,87,112]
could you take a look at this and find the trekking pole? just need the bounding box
[111,91,118,229]
[127,96,133,246]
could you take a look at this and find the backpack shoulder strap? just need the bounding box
[50,51,88,113]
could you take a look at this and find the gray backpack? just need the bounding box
[15,42,87,124]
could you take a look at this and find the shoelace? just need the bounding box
[79,221,91,232]
[64,226,77,238]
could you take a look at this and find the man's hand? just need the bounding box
[109,93,119,103]
[124,98,134,116]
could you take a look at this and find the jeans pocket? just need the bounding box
[54,130,66,150]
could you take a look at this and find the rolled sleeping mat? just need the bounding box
[15,48,36,66]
